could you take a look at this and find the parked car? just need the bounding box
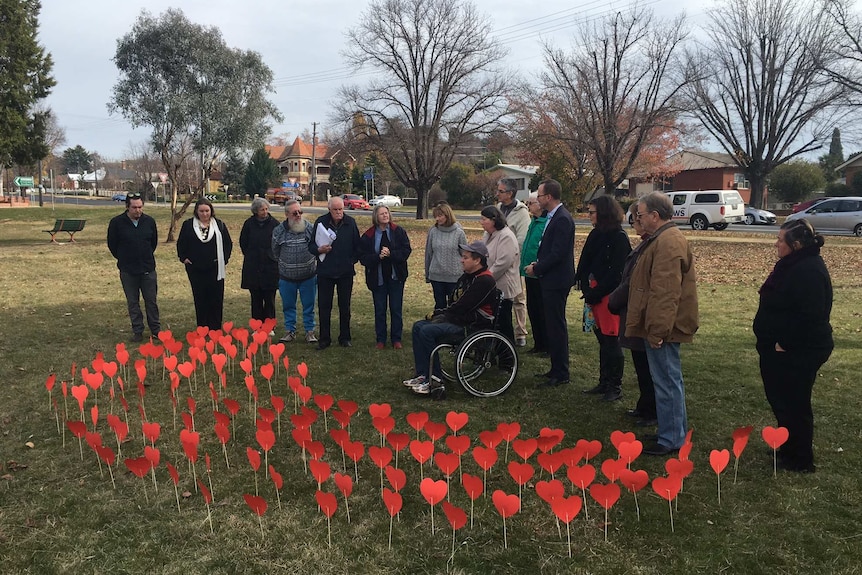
[342,194,370,210]
[785,196,862,236]
[265,188,302,205]
[112,193,127,202]
[791,197,830,213]
[665,190,745,230]
[368,194,403,208]
[741,205,777,225]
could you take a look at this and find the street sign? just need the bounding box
[14,176,34,187]
[363,167,374,181]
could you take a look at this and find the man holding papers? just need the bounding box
[309,196,361,350]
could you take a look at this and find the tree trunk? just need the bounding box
[749,175,766,209]
[414,186,429,220]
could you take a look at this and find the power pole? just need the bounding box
[310,122,318,202]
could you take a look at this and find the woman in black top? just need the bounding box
[240,197,279,324]
[177,198,233,330]
[576,195,632,401]
[754,218,833,473]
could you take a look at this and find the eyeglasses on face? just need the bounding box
[635,210,653,220]
[290,210,303,215]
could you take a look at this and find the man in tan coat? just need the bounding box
[626,192,699,455]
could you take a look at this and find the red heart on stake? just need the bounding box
[384,465,406,492]
[256,429,276,452]
[665,458,694,479]
[210,353,227,374]
[442,501,467,531]
[732,425,754,458]
[423,421,448,443]
[420,477,447,506]
[246,447,261,472]
[382,488,402,517]
[445,411,469,434]
[610,430,637,450]
[761,426,789,450]
[535,479,565,504]
[333,472,353,498]
[537,451,565,475]
[472,446,498,471]
[601,457,627,482]
[462,473,484,500]
[435,452,460,477]
[71,385,88,413]
[369,446,393,469]
[497,422,521,443]
[368,402,391,419]
[409,440,434,465]
[507,461,534,486]
[314,394,334,413]
[538,427,564,451]
[512,438,538,461]
[551,495,583,524]
[589,482,621,510]
[567,464,596,490]
[406,411,429,433]
[478,429,503,449]
[652,474,683,501]
[619,468,650,493]
[577,439,603,461]
[124,456,151,479]
[309,459,331,486]
[163,355,178,372]
[710,449,730,474]
[260,363,274,381]
[445,435,471,455]
[372,416,395,438]
[386,432,410,453]
[492,489,520,519]
[617,440,643,463]
[296,362,308,379]
[244,493,267,516]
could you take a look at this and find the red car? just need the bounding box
[791,197,830,213]
[342,194,370,210]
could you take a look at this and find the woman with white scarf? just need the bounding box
[177,197,233,330]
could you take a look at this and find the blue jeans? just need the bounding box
[371,280,405,344]
[278,277,317,333]
[411,319,464,379]
[120,270,160,335]
[644,342,688,449]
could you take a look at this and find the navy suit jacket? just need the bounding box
[532,203,576,290]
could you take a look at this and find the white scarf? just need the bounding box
[193,217,226,281]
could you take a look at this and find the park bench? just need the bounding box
[44,219,86,243]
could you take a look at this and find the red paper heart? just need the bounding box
[665,457,694,479]
[177,361,195,379]
[601,457,627,482]
[96,445,115,466]
[507,461,534,486]
[85,431,102,451]
[679,441,693,462]
[710,449,731,474]
[445,411,469,434]
[306,440,326,461]
[270,465,283,490]
[246,447,261,471]
[124,456,151,478]
[244,493,267,516]
[409,439,434,465]
[256,429,276,452]
[102,361,118,379]
[372,416,395,438]
[260,363,274,381]
[210,353,227,374]
[652,474,682,501]
[434,452,461,477]
[270,395,285,414]
[143,445,160,468]
[344,440,364,463]
[492,489,520,519]
[420,477,448,506]
[329,428,349,448]
[577,439,603,461]
[384,465,406,492]
[442,501,467,531]
[512,438,538,461]
[617,440,643,463]
[761,426,790,450]
[472,446,498,471]
[551,495,583,524]
[292,428,312,448]
[71,384,89,412]
[462,473,484,500]
[567,463,596,490]
[181,412,194,432]
[314,393,334,413]
[445,434,471,455]
[309,459,331,485]
[537,451,565,475]
[296,384,312,405]
[405,411,429,432]
[368,402,391,419]
[333,472,353,498]
[382,487,402,517]
[166,462,179,485]
[331,410,352,429]
[538,427,564,451]
[163,355,178,372]
[497,422,521,443]
[478,429,503,449]
[610,430,637,450]
[619,468,650,493]
[732,425,754,458]
[589,482,621,510]
[223,398,241,416]
[239,357,253,375]
[296,362,308,379]
[535,479,565,504]
[257,408,275,424]
[369,445,394,469]
[268,342,285,360]
[423,421,448,442]
[214,423,230,445]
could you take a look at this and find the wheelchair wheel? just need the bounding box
[455,330,518,398]
[429,343,458,383]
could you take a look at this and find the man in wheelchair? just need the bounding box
[404,241,499,396]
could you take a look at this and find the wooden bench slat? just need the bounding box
[44,219,86,242]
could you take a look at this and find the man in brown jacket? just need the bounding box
[626,192,699,455]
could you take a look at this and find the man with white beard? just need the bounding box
[272,200,318,344]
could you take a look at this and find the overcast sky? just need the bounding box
[38,0,713,161]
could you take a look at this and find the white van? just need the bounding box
[666,190,745,231]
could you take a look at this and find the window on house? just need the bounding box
[734,173,750,189]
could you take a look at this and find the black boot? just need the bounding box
[601,355,624,402]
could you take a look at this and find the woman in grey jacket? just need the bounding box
[425,202,467,310]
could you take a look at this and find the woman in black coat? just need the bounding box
[358,205,412,349]
[177,198,233,331]
[754,218,833,473]
[576,195,632,402]
[240,197,279,324]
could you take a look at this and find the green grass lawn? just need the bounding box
[1,205,861,574]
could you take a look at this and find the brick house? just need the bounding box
[629,150,754,203]
[266,137,332,196]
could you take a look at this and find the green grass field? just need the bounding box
[1,205,861,574]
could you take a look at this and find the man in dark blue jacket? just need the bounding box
[525,179,576,388]
[107,193,160,342]
[309,196,360,349]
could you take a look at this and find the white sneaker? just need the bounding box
[402,375,425,388]
[413,376,442,395]
[280,332,296,343]
[305,331,318,343]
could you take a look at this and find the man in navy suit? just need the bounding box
[525,179,576,388]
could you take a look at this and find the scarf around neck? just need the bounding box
[193,217,226,281]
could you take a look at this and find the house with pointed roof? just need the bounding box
[266,137,334,196]
[629,150,754,203]
[837,153,862,191]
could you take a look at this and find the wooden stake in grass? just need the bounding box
[652,475,682,534]
[198,480,214,535]
[491,490,520,550]
[269,465,283,510]
[382,488,402,550]
[761,426,789,478]
[247,447,262,496]
[710,449,730,505]
[315,490,337,548]
[166,462,181,513]
[333,472,353,523]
